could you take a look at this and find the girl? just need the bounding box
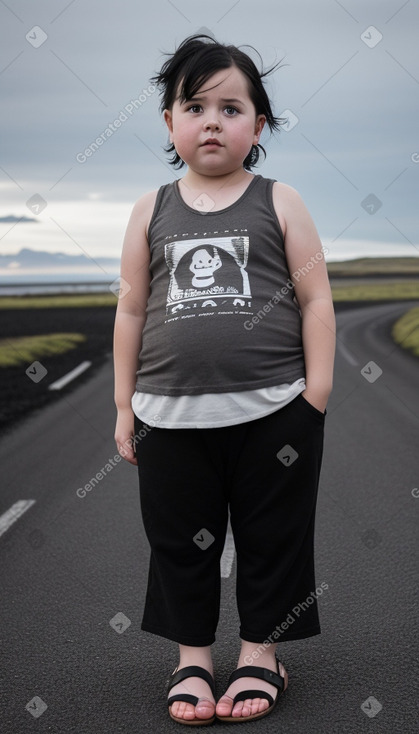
[113,34,335,726]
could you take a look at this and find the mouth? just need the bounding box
[201,139,222,147]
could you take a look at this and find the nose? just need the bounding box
[203,115,221,132]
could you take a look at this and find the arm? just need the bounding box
[273,183,336,413]
[113,190,156,465]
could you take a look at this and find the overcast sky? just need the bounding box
[1,0,418,268]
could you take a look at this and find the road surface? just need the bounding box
[0,301,418,733]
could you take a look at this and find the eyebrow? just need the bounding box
[183,96,244,105]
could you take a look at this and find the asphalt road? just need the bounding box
[0,301,418,734]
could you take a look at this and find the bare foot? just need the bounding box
[216,658,287,719]
[168,665,216,722]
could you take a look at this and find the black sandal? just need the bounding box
[216,658,288,723]
[167,665,216,726]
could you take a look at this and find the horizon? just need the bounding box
[1,244,419,283]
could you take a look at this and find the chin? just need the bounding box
[193,157,242,175]
[195,165,236,177]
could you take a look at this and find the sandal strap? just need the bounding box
[168,693,214,709]
[168,693,200,707]
[227,664,284,693]
[231,689,274,707]
[167,665,216,696]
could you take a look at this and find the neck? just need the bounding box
[179,167,253,193]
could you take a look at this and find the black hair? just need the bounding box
[150,34,286,170]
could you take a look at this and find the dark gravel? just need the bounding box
[0,306,117,434]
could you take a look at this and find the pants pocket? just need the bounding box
[296,393,327,420]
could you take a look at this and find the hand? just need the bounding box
[114,407,138,466]
[301,388,328,414]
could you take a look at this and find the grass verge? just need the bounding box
[0,293,117,309]
[331,281,419,301]
[392,306,419,358]
[0,333,86,367]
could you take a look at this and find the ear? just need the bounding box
[163,109,174,142]
[253,114,266,145]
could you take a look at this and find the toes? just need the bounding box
[232,697,270,717]
[232,699,253,717]
[219,692,271,718]
[171,698,215,721]
[232,700,244,717]
[195,698,215,719]
[255,697,270,713]
[170,702,179,717]
[171,701,196,720]
[216,695,234,715]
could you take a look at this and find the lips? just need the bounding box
[201,139,222,146]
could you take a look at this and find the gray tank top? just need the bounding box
[135,174,305,395]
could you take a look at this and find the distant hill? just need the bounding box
[0,215,37,223]
[0,248,120,269]
[327,257,419,277]
[2,249,418,276]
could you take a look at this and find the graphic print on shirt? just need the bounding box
[164,236,252,319]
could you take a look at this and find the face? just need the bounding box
[189,247,222,287]
[164,66,266,177]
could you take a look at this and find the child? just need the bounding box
[113,34,335,726]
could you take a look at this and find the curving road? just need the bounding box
[0,301,418,733]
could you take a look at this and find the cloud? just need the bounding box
[1,0,418,257]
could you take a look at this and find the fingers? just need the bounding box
[115,435,138,466]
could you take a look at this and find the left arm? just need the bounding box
[273,183,336,413]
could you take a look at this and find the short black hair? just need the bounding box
[150,34,285,170]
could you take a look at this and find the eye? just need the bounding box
[187,104,202,113]
[224,106,238,116]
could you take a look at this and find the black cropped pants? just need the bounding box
[134,392,326,647]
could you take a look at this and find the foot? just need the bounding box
[216,657,286,719]
[168,664,216,723]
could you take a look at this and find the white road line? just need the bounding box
[48,360,92,391]
[337,339,359,366]
[336,318,361,366]
[220,525,236,578]
[0,500,36,538]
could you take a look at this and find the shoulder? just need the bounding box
[121,188,160,263]
[271,181,309,237]
[272,181,304,203]
[132,188,160,210]
[118,191,161,314]
[272,181,306,218]
[129,188,160,232]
